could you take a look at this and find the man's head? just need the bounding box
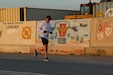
[45,16,52,23]
[89,0,92,2]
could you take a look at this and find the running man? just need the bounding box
[37,16,52,61]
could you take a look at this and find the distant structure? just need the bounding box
[0,7,80,22]
[100,0,113,2]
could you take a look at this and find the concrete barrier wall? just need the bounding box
[31,19,91,55]
[90,17,113,47]
[1,18,113,56]
[0,46,30,53]
[85,47,113,56]
[0,21,36,45]
[85,17,113,56]
[0,21,36,53]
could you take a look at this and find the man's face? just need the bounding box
[45,18,51,23]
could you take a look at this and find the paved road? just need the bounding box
[0,53,113,75]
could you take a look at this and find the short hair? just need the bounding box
[46,16,52,20]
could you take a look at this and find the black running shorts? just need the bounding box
[41,37,48,45]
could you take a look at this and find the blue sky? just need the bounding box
[0,0,100,10]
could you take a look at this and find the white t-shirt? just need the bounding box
[37,21,52,40]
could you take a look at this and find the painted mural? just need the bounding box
[0,21,36,45]
[96,19,113,41]
[36,19,90,47]
[91,17,113,47]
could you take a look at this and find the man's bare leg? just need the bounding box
[43,44,48,58]
[35,44,48,61]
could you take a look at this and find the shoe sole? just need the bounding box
[43,60,48,62]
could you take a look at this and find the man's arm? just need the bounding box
[37,23,47,33]
[37,23,43,33]
[49,24,53,34]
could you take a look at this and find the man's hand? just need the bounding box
[43,31,47,33]
[50,32,52,34]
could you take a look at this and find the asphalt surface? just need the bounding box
[0,53,113,75]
